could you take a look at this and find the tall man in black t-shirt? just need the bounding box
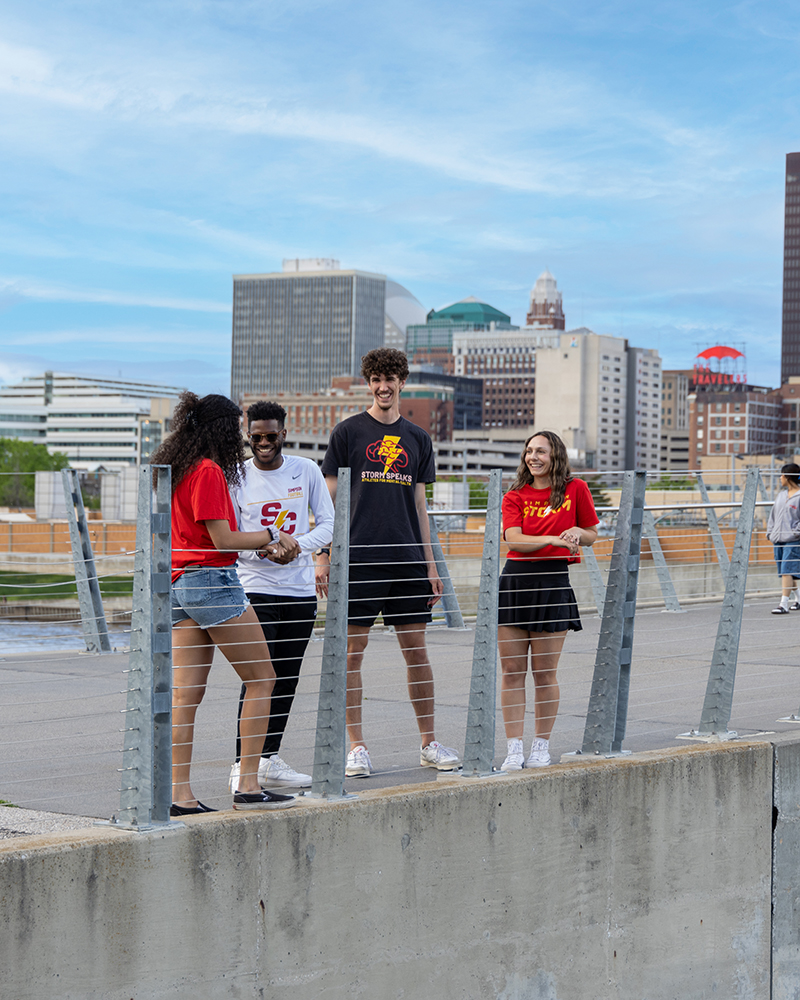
[318,348,461,777]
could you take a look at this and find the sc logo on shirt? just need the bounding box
[260,502,297,534]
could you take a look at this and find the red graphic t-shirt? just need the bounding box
[502,479,599,563]
[171,458,239,580]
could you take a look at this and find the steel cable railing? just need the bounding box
[6,463,800,834]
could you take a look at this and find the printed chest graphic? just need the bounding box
[361,435,413,485]
[523,495,571,519]
[250,489,305,535]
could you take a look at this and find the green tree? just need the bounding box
[647,474,697,491]
[0,438,69,508]
[583,475,613,509]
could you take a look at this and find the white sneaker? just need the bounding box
[526,738,551,768]
[262,755,312,788]
[229,755,312,791]
[345,746,373,777]
[500,738,524,772]
[420,741,461,770]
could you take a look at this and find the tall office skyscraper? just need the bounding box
[781,153,800,385]
[534,329,662,470]
[231,260,386,399]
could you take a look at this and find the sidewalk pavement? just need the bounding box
[2,594,799,835]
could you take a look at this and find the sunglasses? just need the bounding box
[248,432,282,444]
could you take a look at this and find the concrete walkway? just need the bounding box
[2,592,799,830]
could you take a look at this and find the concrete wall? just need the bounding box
[2,738,791,1000]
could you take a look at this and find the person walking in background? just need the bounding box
[152,391,300,813]
[229,400,335,792]
[766,462,800,615]
[316,347,460,778]
[497,431,598,772]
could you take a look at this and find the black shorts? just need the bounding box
[498,559,581,633]
[348,562,433,628]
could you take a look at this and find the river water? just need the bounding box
[0,621,131,655]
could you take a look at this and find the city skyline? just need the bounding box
[0,1,798,395]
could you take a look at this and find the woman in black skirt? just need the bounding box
[498,431,598,771]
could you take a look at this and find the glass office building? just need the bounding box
[231,266,386,399]
[782,152,800,385]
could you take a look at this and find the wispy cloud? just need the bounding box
[0,277,230,313]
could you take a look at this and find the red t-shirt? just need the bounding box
[171,459,238,580]
[502,479,599,563]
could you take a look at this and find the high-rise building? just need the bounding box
[626,347,662,470]
[533,329,662,470]
[526,269,565,329]
[781,153,800,385]
[406,297,517,372]
[231,260,386,400]
[660,369,692,470]
[688,388,782,465]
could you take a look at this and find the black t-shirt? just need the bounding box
[321,411,436,566]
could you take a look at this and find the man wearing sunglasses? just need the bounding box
[228,400,335,792]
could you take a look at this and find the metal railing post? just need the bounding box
[686,467,759,740]
[582,546,607,614]
[461,469,502,776]
[696,473,730,584]
[642,509,683,612]
[61,469,111,653]
[428,514,465,629]
[114,465,175,831]
[580,470,646,756]
[309,468,354,799]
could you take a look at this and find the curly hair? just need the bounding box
[151,391,245,491]
[509,430,573,510]
[247,400,286,428]
[361,347,409,382]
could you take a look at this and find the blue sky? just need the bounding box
[0,0,798,394]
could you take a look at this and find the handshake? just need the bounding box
[257,531,301,565]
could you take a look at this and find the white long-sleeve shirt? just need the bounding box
[232,456,335,597]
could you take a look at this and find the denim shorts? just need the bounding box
[171,566,249,628]
[774,544,800,579]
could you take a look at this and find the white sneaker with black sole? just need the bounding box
[232,789,296,810]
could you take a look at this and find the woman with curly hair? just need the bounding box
[497,431,599,772]
[151,391,300,814]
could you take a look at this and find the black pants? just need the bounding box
[235,593,317,761]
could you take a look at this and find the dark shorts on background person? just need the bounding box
[773,544,800,578]
[498,558,581,633]
[347,561,433,628]
[171,566,248,628]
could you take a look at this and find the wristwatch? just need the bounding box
[317,547,331,557]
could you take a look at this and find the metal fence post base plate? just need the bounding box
[454,769,508,780]
[301,791,359,803]
[777,715,800,724]
[676,730,739,742]
[561,749,633,761]
[96,818,185,833]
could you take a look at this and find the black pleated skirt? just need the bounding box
[497,559,582,633]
